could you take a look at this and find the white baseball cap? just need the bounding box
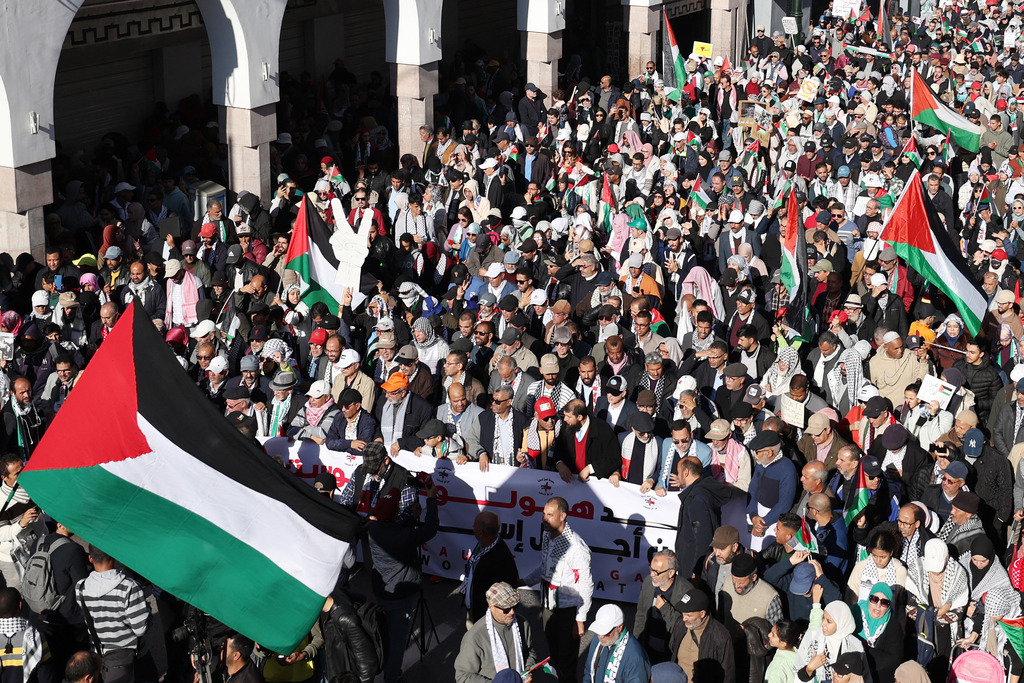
[529,290,548,306]
[338,349,360,368]
[588,604,624,635]
[869,273,888,288]
[306,380,332,398]
[191,320,216,338]
[207,356,228,375]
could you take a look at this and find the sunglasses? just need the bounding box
[869,595,891,608]
[497,605,514,614]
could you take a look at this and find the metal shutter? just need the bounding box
[54,50,156,153]
[343,3,386,80]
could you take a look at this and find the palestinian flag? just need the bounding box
[780,189,810,340]
[939,131,953,163]
[879,170,988,335]
[690,175,711,210]
[902,135,922,168]
[328,164,346,187]
[911,67,981,151]
[842,44,893,60]
[857,6,871,22]
[545,172,557,192]
[876,189,898,209]
[283,196,347,311]
[844,462,871,525]
[598,173,615,233]
[661,10,688,101]
[999,618,1024,661]
[20,301,358,654]
[770,179,792,210]
[570,166,598,197]
[142,149,162,175]
[795,516,820,553]
[971,39,985,52]
[778,118,789,137]
[685,130,701,151]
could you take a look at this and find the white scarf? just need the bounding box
[485,610,524,673]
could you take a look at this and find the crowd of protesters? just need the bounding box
[7,2,1024,683]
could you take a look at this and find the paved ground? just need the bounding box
[347,564,639,683]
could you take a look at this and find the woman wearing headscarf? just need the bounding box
[958,536,1023,663]
[893,661,929,683]
[459,179,491,224]
[123,201,156,252]
[796,593,867,683]
[762,347,803,400]
[856,582,904,683]
[411,317,448,376]
[825,348,867,416]
[930,314,969,371]
[992,323,1020,376]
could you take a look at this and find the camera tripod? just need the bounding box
[407,550,440,658]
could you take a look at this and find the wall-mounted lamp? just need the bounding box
[428,28,438,44]
[555,1,563,16]
[29,112,39,135]
[262,62,271,81]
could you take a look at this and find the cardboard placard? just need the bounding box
[797,77,821,102]
[779,394,806,429]
[159,215,181,240]
[693,41,713,58]
[782,17,799,35]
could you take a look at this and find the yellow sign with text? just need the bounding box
[693,41,713,58]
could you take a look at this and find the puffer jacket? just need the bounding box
[952,358,1005,422]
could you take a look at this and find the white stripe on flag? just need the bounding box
[101,415,349,596]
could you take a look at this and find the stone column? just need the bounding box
[0,161,52,260]
[518,0,565,96]
[225,104,277,204]
[625,3,661,81]
[393,62,438,161]
[711,0,745,68]
[522,30,561,98]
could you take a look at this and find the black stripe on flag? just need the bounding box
[129,303,357,543]
[303,196,339,269]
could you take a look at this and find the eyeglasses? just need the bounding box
[474,330,488,336]
[497,606,515,614]
[831,213,843,217]
[868,595,891,608]
[355,196,368,202]
[650,566,672,576]
[516,279,530,284]
[897,519,916,527]
[197,354,213,360]
[493,397,511,404]
[673,437,692,445]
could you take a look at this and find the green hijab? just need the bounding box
[858,582,893,644]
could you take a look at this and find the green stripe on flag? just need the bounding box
[283,253,341,311]
[22,466,325,654]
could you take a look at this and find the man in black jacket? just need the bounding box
[554,399,620,483]
[463,511,520,623]
[674,457,723,580]
[953,340,1006,423]
[367,478,439,683]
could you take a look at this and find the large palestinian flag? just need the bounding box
[780,189,810,341]
[283,195,346,310]
[878,170,988,336]
[910,67,981,152]
[20,301,358,653]
[661,10,688,102]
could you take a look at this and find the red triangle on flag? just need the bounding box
[24,301,151,472]
[879,172,936,254]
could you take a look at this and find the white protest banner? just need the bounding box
[262,439,682,602]
[833,0,859,22]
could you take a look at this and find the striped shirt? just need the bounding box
[75,570,148,654]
